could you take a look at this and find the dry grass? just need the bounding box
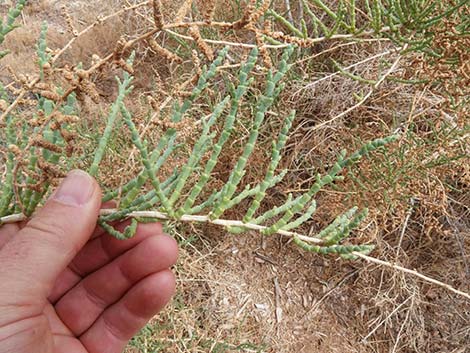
[1,0,469,352]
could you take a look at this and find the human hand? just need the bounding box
[0,170,178,353]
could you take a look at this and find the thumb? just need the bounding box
[0,170,101,299]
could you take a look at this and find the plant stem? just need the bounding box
[1,210,469,301]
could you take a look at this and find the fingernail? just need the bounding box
[53,170,95,206]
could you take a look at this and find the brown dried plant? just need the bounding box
[1,2,469,352]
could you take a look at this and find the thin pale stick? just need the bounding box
[165,26,395,49]
[296,46,402,94]
[353,252,470,301]
[52,1,151,64]
[362,295,413,342]
[306,48,405,133]
[2,209,470,300]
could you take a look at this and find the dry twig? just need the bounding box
[2,209,470,301]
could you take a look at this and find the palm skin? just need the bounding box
[0,171,178,353]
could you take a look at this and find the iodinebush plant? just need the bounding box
[264,0,469,92]
[0,1,398,260]
[0,0,26,59]
[267,0,468,53]
[97,47,398,260]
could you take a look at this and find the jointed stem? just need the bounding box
[1,209,469,301]
[0,209,327,245]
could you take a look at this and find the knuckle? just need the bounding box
[102,314,128,342]
[26,216,68,239]
[82,281,108,310]
[23,216,73,254]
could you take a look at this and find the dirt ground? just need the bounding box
[1,1,469,352]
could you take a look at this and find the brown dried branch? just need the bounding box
[201,0,216,22]
[233,0,256,30]
[250,0,270,24]
[152,0,164,29]
[175,0,194,22]
[147,38,183,63]
[189,26,214,60]
[61,5,78,36]
[253,27,272,68]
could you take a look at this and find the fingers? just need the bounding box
[49,222,163,303]
[0,170,101,303]
[55,234,178,335]
[72,222,163,276]
[80,270,176,353]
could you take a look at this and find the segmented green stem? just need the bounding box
[99,218,139,240]
[0,0,26,58]
[263,135,397,235]
[168,97,229,208]
[349,0,356,31]
[226,171,287,211]
[21,154,39,216]
[119,133,177,208]
[37,22,51,80]
[210,47,294,219]
[266,9,304,37]
[303,0,329,35]
[294,237,375,259]
[282,200,317,231]
[121,103,173,216]
[178,48,259,216]
[0,157,15,216]
[172,47,229,123]
[324,208,368,245]
[25,185,50,217]
[253,194,295,224]
[89,60,135,177]
[317,207,359,239]
[128,172,178,208]
[102,132,177,203]
[101,176,176,223]
[243,110,295,222]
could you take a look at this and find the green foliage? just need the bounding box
[0,22,399,260]
[0,0,26,59]
[0,22,78,218]
[37,21,51,80]
[0,116,16,215]
[89,55,135,178]
[267,0,468,52]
